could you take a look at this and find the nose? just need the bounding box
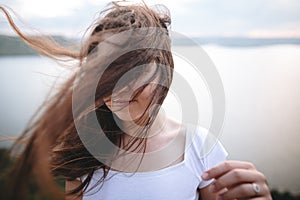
[112,84,135,101]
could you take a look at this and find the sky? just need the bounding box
[0,0,300,38]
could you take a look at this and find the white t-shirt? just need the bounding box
[81,125,227,200]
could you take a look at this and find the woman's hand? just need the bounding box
[201,160,272,200]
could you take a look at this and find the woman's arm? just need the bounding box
[201,160,272,200]
[65,180,82,200]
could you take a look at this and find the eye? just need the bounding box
[95,24,103,32]
[88,42,99,54]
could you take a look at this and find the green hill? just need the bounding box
[0,35,36,55]
[0,35,77,56]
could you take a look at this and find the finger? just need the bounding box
[210,169,266,193]
[219,183,268,200]
[219,183,256,200]
[250,197,272,200]
[201,160,256,180]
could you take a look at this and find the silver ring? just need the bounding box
[252,183,261,195]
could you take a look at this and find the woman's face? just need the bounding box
[103,64,159,122]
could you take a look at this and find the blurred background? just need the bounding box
[0,0,299,197]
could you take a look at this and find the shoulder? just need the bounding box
[164,119,214,147]
[161,118,221,155]
[184,124,228,189]
[185,124,226,157]
[184,124,228,172]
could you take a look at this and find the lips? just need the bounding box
[112,99,137,107]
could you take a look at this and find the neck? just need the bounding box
[121,110,166,140]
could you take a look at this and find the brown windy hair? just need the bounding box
[0,1,173,199]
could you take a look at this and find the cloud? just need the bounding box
[2,0,107,18]
[170,0,300,37]
[1,0,299,37]
[17,0,101,18]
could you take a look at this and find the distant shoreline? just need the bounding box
[0,34,77,56]
[1,34,300,56]
[174,37,300,47]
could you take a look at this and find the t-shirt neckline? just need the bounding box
[107,124,190,177]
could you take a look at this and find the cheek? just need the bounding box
[136,84,156,101]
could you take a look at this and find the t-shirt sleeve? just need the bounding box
[194,127,228,189]
[198,140,228,189]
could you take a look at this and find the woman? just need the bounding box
[0,2,271,200]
